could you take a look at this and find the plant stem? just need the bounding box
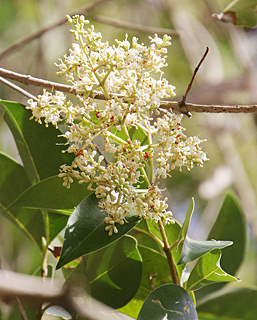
[169,238,180,252]
[0,76,37,100]
[41,237,48,279]
[122,123,130,140]
[36,307,43,320]
[15,297,29,320]
[158,220,179,285]
[37,237,49,320]
[79,34,111,100]
[140,167,151,188]
[145,120,155,184]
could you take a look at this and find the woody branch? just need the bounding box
[0,67,256,114]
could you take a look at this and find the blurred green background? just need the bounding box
[0,0,256,319]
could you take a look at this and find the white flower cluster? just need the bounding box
[27,15,208,235]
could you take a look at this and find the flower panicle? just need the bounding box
[27,15,208,235]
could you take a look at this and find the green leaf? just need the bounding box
[178,237,232,265]
[197,288,257,320]
[1,100,73,184]
[129,126,148,145]
[136,219,185,277]
[121,220,186,319]
[214,0,257,27]
[0,152,44,248]
[208,192,246,278]
[134,221,164,255]
[111,126,128,142]
[0,152,30,207]
[57,194,140,269]
[48,212,69,243]
[6,175,92,243]
[9,175,91,213]
[178,198,195,242]
[138,219,186,278]
[86,235,142,309]
[196,192,246,298]
[137,283,199,320]
[119,245,172,319]
[186,249,239,292]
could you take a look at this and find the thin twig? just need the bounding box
[0,0,110,60]
[179,47,209,117]
[181,47,209,105]
[15,297,29,320]
[158,220,179,285]
[0,67,257,113]
[94,144,110,165]
[0,76,37,100]
[86,13,179,36]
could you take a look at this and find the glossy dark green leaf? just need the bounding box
[1,100,73,184]
[9,175,91,213]
[0,152,44,248]
[137,283,199,320]
[86,235,142,309]
[178,237,232,265]
[57,194,140,269]
[197,288,257,320]
[186,249,239,292]
[214,0,257,27]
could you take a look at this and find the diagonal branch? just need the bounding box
[0,0,178,61]
[0,270,123,320]
[0,76,37,100]
[0,0,110,61]
[0,67,77,94]
[86,13,179,36]
[0,67,257,113]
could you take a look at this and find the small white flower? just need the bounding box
[27,15,208,235]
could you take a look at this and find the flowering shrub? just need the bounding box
[0,13,247,320]
[27,15,207,235]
